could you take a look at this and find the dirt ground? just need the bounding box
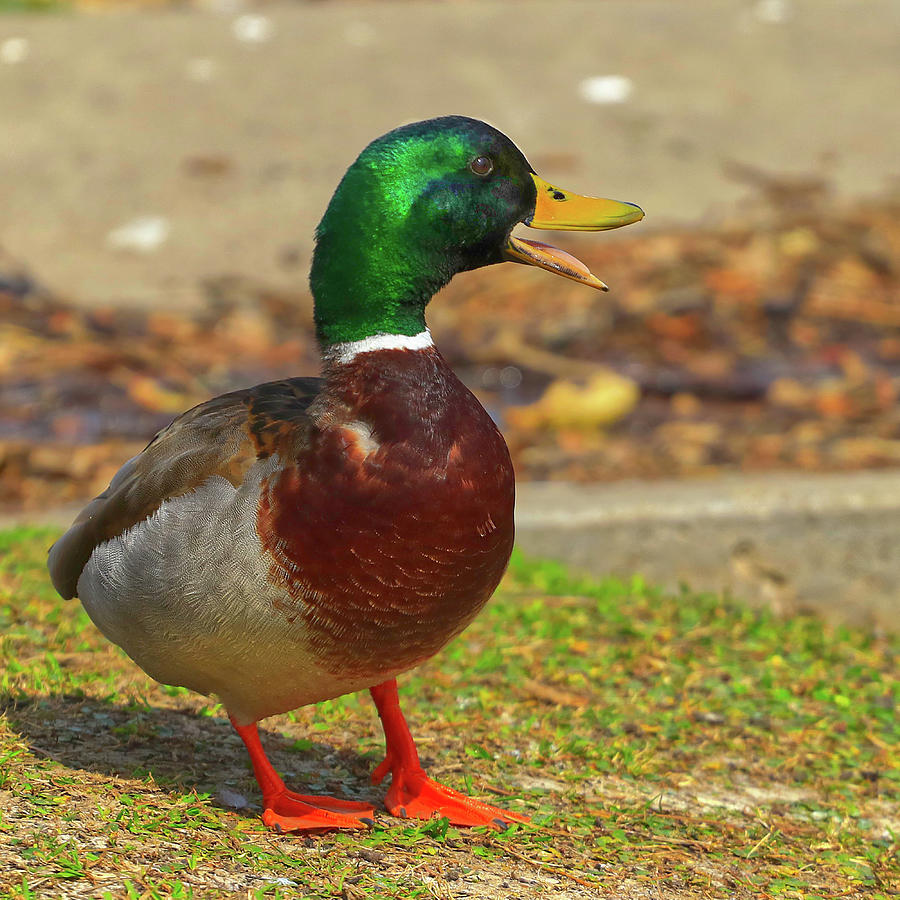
[1,0,898,310]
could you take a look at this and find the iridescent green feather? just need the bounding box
[311,116,535,345]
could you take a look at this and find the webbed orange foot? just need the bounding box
[375,760,529,828]
[263,788,374,832]
[231,716,374,833]
[369,679,530,830]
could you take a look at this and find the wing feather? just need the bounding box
[48,377,321,599]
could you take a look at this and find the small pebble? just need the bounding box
[106,216,170,253]
[232,15,273,44]
[0,37,29,65]
[217,787,248,809]
[578,75,633,105]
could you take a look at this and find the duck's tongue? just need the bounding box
[503,174,644,290]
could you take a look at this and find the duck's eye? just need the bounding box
[469,156,494,177]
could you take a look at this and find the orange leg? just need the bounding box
[231,717,374,832]
[369,679,529,829]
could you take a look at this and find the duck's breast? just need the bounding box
[257,346,516,681]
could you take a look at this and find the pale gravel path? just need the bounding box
[1,0,898,310]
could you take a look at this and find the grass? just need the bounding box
[1,524,897,898]
[0,0,67,12]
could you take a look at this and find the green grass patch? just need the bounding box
[0,0,68,12]
[1,525,897,898]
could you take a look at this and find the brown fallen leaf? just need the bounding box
[519,677,590,708]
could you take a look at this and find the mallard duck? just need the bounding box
[48,116,643,832]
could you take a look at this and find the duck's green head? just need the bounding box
[311,116,643,347]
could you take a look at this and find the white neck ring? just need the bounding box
[325,329,434,365]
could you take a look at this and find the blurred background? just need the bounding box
[1,0,898,532]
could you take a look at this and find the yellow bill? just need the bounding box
[505,174,644,290]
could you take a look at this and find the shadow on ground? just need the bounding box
[1,691,384,818]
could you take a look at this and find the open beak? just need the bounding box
[505,174,644,291]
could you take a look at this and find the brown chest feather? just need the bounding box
[256,348,515,677]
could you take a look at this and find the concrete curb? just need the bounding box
[516,471,900,630]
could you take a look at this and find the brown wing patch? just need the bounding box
[48,377,322,599]
[246,378,322,459]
